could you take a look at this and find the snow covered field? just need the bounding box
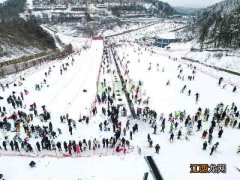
[184,50,240,72]
[0,21,240,180]
[113,40,240,180]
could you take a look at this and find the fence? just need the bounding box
[180,57,240,89]
[0,44,73,77]
[181,57,240,76]
[0,146,134,158]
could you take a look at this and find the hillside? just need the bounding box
[0,20,56,61]
[174,7,200,15]
[111,0,177,17]
[188,0,240,48]
[0,0,56,61]
[145,0,177,16]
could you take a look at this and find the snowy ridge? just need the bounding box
[199,0,240,15]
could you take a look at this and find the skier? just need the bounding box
[130,131,133,140]
[153,125,157,134]
[197,120,202,131]
[161,121,165,132]
[106,139,109,148]
[203,141,208,150]
[210,145,215,156]
[36,142,41,152]
[155,144,160,154]
[13,140,19,151]
[202,130,208,139]
[99,122,103,131]
[233,120,238,128]
[69,125,73,135]
[170,133,174,142]
[188,90,191,96]
[218,77,223,86]
[147,134,151,142]
[123,128,126,136]
[166,80,170,86]
[2,141,7,150]
[68,144,72,155]
[180,85,187,93]
[10,141,14,151]
[88,140,91,150]
[195,93,199,102]
[57,142,62,151]
[102,138,106,148]
[208,134,213,144]
[218,128,223,138]
[149,140,153,147]
[233,86,237,92]
[63,141,67,152]
[177,130,182,139]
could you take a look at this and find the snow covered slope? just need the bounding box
[0,21,240,180]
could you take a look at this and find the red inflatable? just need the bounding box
[92,36,103,40]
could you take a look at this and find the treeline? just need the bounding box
[111,5,147,17]
[0,0,26,21]
[189,7,240,48]
[0,0,56,51]
[111,0,176,17]
[0,18,56,50]
[145,0,176,16]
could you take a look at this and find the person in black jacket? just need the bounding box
[2,141,7,150]
[57,142,62,151]
[203,141,207,150]
[10,141,14,151]
[64,141,67,152]
[155,144,160,154]
[36,142,41,152]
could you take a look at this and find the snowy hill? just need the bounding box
[174,7,200,15]
[0,21,56,62]
[187,0,240,48]
[199,0,240,15]
[0,0,57,62]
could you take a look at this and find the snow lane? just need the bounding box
[65,41,104,119]
[116,43,240,114]
[36,51,91,108]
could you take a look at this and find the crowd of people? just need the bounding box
[0,39,240,161]
[110,40,240,156]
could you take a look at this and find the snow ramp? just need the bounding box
[145,156,164,180]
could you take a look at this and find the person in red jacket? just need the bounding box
[68,144,72,155]
[202,130,208,139]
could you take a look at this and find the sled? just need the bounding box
[62,153,71,157]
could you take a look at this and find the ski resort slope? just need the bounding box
[0,27,240,179]
[0,39,153,180]
[116,43,240,114]
[114,42,240,180]
[0,40,104,141]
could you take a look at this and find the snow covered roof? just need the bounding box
[155,32,176,40]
